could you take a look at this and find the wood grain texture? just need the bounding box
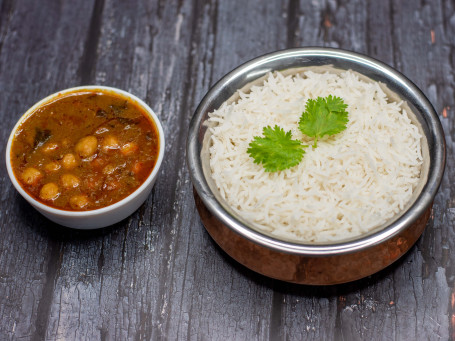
[0,0,454,340]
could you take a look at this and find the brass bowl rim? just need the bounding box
[186,47,446,256]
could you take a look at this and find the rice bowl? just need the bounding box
[206,69,425,243]
[186,48,445,284]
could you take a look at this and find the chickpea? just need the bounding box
[61,153,79,169]
[21,167,43,185]
[44,161,61,173]
[75,136,98,158]
[101,135,119,152]
[69,195,89,210]
[120,142,139,156]
[60,174,80,189]
[39,183,59,201]
[41,142,59,153]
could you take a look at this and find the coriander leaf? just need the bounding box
[247,125,305,172]
[325,94,348,113]
[33,128,51,148]
[298,95,348,148]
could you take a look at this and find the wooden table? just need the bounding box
[1,1,454,340]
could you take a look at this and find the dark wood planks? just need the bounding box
[0,0,454,340]
[0,1,94,339]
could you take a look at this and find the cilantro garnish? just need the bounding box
[247,125,305,172]
[298,95,348,148]
[247,96,348,172]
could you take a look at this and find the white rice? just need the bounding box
[207,70,423,243]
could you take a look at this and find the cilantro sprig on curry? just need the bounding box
[11,90,159,210]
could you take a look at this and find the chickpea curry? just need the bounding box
[11,90,160,211]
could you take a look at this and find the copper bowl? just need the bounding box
[186,48,446,285]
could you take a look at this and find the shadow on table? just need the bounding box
[15,193,415,297]
[15,195,128,244]
[208,233,414,297]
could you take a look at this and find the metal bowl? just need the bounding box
[186,48,446,285]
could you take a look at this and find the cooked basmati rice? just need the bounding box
[207,70,423,243]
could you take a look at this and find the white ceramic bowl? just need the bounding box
[6,86,165,229]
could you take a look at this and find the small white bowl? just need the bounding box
[6,86,165,229]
